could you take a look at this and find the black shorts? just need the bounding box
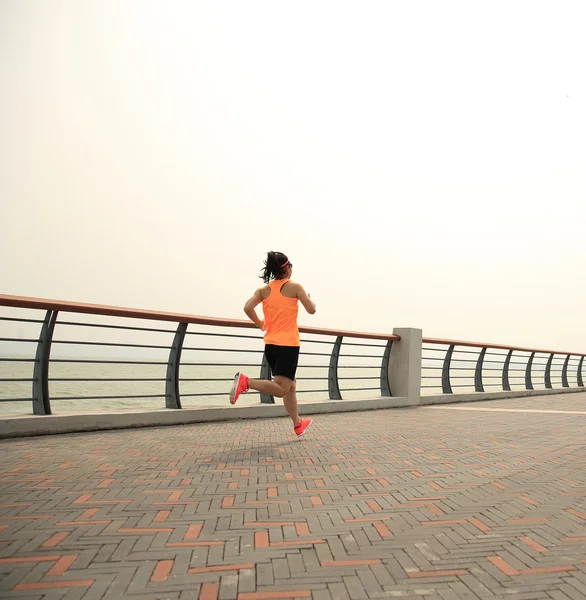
[264,344,300,381]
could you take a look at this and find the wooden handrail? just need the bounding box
[3,294,582,355]
[423,337,586,358]
[0,294,400,342]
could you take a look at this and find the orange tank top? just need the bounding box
[262,279,300,347]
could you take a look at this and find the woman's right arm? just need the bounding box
[296,284,316,314]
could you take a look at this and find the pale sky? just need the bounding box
[1,1,585,352]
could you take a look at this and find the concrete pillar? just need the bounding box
[388,328,422,405]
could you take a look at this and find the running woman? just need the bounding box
[229,251,316,437]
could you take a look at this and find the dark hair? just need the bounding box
[260,251,290,283]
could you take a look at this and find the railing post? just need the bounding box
[525,352,535,390]
[545,353,554,389]
[328,336,343,400]
[389,328,422,404]
[32,310,58,415]
[562,355,570,388]
[380,340,393,396]
[259,353,275,404]
[578,357,584,388]
[502,350,513,392]
[474,348,486,392]
[166,322,187,409]
[441,345,455,394]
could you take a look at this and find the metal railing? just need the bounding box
[2,295,584,416]
[0,295,400,415]
[422,337,585,395]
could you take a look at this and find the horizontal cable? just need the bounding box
[0,397,33,403]
[486,347,533,358]
[339,387,380,392]
[180,377,234,382]
[295,377,328,381]
[49,377,166,382]
[336,365,379,369]
[0,338,36,343]
[484,349,564,358]
[183,347,263,353]
[296,389,330,394]
[532,358,566,367]
[534,358,567,363]
[342,342,386,349]
[51,359,168,365]
[0,317,44,324]
[51,393,166,401]
[478,359,516,365]
[485,353,567,360]
[0,358,35,362]
[37,327,375,349]
[338,376,379,380]
[53,340,170,349]
[186,331,258,340]
[181,392,245,397]
[0,378,33,382]
[507,361,536,367]
[181,362,260,367]
[57,321,175,334]
[449,358,480,364]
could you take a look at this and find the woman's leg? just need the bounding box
[247,376,293,398]
[249,376,302,426]
[281,378,300,426]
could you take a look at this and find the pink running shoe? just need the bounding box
[294,417,313,437]
[229,372,250,405]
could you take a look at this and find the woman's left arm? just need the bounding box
[243,289,265,330]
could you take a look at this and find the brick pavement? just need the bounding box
[1,392,586,599]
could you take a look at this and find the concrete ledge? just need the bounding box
[0,396,416,439]
[421,386,585,405]
[0,387,583,439]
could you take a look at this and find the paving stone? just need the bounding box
[1,394,586,599]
